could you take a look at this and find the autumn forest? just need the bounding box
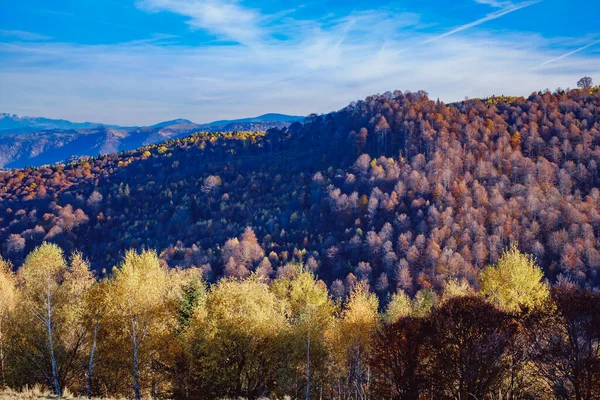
[1,84,600,399]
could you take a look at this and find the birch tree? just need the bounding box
[19,243,68,395]
[336,282,379,400]
[188,277,288,399]
[105,249,172,400]
[63,251,94,392]
[82,280,106,398]
[0,256,17,387]
[272,267,335,399]
[18,243,92,395]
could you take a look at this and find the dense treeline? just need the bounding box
[2,86,600,299]
[0,244,598,399]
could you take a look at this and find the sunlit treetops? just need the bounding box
[0,244,598,399]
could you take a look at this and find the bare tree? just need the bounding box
[577,76,593,89]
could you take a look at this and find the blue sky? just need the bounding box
[0,0,599,125]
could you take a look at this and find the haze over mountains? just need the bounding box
[0,112,304,168]
[0,113,130,135]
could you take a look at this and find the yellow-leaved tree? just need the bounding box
[63,251,95,390]
[104,249,175,400]
[411,289,437,318]
[384,290,412,323]
[272,266,335,399]
[441,278,474,303]
[17,243,93,396]
[81,278,108,398]
[332,282,379,400]
[480,244,549,313]
[0,256,17,387]
[187,277,288,399]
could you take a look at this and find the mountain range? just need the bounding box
[0,113,304,168]
[0,113,130,135]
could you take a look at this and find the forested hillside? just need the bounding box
[2,86,600,299]
[0,115,302,169]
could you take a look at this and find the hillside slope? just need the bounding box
[0,114,304,168]
[1,87,600,295]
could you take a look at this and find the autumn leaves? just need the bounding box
[0,245,178,398]
[0,245,381,399]
[0,243,598,399]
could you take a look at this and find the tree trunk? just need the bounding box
[87,322,98,399]
[46,292,61,396]
[132,318,141,400]
[355,346,364,400]
[306,326,311,400]
[0,320,5,388]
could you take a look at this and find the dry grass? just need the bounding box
[0,385,118,400]
[0,387,289,399]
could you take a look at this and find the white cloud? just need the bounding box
[537,39,600,67]
[474,0,512,8]
[422,0,541,44]
[137,0,264,45]
[0,2,598,125]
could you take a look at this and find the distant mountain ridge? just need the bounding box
[0,112,304,135]
[0,113,129,135]
[0,113,305,168]
[203,113,304,127]
[150,119,196,129]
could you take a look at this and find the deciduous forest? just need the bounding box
[0,244,598,399]
[3,87,600,292]
[1,85,600,398]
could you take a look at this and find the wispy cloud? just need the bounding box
[0,30,52,41]
[1,1,599,125]
[137,0,264,45]
[474,0,512,8]
[422,0,540,44]
[2,27,598,125]
[537,39,600,67]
